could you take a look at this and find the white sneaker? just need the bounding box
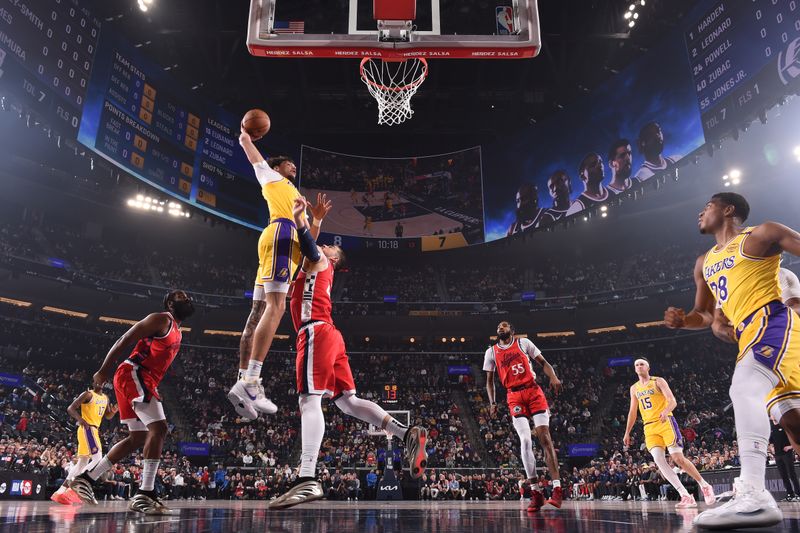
[693,478,782,530]
[227,379,277,420]
[700,483,716,505]
[675,494,697,509]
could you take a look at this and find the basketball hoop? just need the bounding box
[360,57,428,126]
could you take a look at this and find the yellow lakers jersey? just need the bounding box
[80,391,108,427]
[702,227,781,327]
[634,377,670,424]
[261,178,299,223]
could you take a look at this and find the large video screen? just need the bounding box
[481,20,706,242]
[77,31,282,231]
[299,146,485,244]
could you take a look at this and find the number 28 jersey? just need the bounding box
[483,338,542,390]
[702,227,781,327]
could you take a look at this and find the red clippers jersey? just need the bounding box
[290,261,334,331]
[126,313,182,383]
[485,339,538,390]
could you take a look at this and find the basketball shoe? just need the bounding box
[129,491,173,515]
[693,478,782,529]
[546,486,563,508]
[269,479,324,510]
[69,474,98,505]
[403,426,428,479]
[676,494,697,509]
[227,378,277,420]
[527,489,545,512]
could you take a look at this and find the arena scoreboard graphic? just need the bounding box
[77,32,269,230]
[0,0,100,135]
[686,1,800,140]
[382,384,399,404]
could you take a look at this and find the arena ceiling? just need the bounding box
[86,0,697,140]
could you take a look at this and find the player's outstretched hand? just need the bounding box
[310,193,333,222]
[663,307,686,329]
[550,377,563,395]
[489,403,498,419]
[238,128,252,145]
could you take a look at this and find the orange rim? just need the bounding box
[360,57,428,93]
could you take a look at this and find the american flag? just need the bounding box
[273,21,305,34]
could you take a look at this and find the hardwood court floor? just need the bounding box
[2,499,799,532]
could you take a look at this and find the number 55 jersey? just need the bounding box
[483,338,549,419]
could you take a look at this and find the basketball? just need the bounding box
[242,109,271,140]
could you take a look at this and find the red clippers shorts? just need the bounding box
[295,322,356,398]
[507,383,549,419]
[114,361,162,423]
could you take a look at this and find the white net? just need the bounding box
[360,58,428,126]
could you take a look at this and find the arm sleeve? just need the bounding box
[253,161,284,187]
[780,268,800,302]
[482,348,496,372]
[519,338,542,359]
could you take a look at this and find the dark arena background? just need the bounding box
[2,0,800,531]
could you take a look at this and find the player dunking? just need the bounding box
[70,290,194,514]
[51,383,118,505]
[622,358,714,508]
[483,321,563,512]
[665,192,800,529]
[269,197,428,510]
[228,130,331,421]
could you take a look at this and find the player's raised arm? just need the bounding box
[750,221,800,258]
[308,193,332,241]
[67,390,94,427]
[293,197,329,273]
[664,255,715,330]
[93,313,171,388]
[238,130,266,166]
[623,385,637,448]
[654,377,677,422]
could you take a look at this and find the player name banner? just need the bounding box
[703,465,789,499]
[0,472,47,500]
[567,444,600,457]
[0,372,25,387]
[448,366,471,375]
[178,442,210,456]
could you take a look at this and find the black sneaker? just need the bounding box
[404,426,428,479]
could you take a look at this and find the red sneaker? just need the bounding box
[51,491,71,506]
[546,486,563,508]
[527,489,545,513]
[65,489,83,504]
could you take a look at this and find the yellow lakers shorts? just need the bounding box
[76,425,101,457]
[737,302,800,419]
[644,416,683,450]
[255,217,300,290]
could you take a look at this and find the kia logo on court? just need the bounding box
[778,37,800,85]
[379,486,399,491]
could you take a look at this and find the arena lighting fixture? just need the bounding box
[460,337,465,343]
[42,306,88,318]
[0,296,32,307]
[732,178,740,185]
[203,330,241,336]
[729,169,742,179]
[636,320,664,328]
[600,205,608,212]
[450,337,456,342]
[409,337,415,343]
[441,337,447,343]
[137,0,153,12]
[364,337,370,342]
[583,216,589,222]
[601,212,608,218]
[624,11,631,19]
[629,20,635,28]
[794,146,800,160]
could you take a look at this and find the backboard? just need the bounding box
[247,0,541,59]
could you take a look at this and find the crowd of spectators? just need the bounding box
[2,304,799,503]
[0,207,720,311]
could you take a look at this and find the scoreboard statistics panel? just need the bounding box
[0,0,100,134]
[686,1,800,140]
[78,32,267,230]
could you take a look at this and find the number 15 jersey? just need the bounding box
[702,227,781,327]
[483,338,541,390]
